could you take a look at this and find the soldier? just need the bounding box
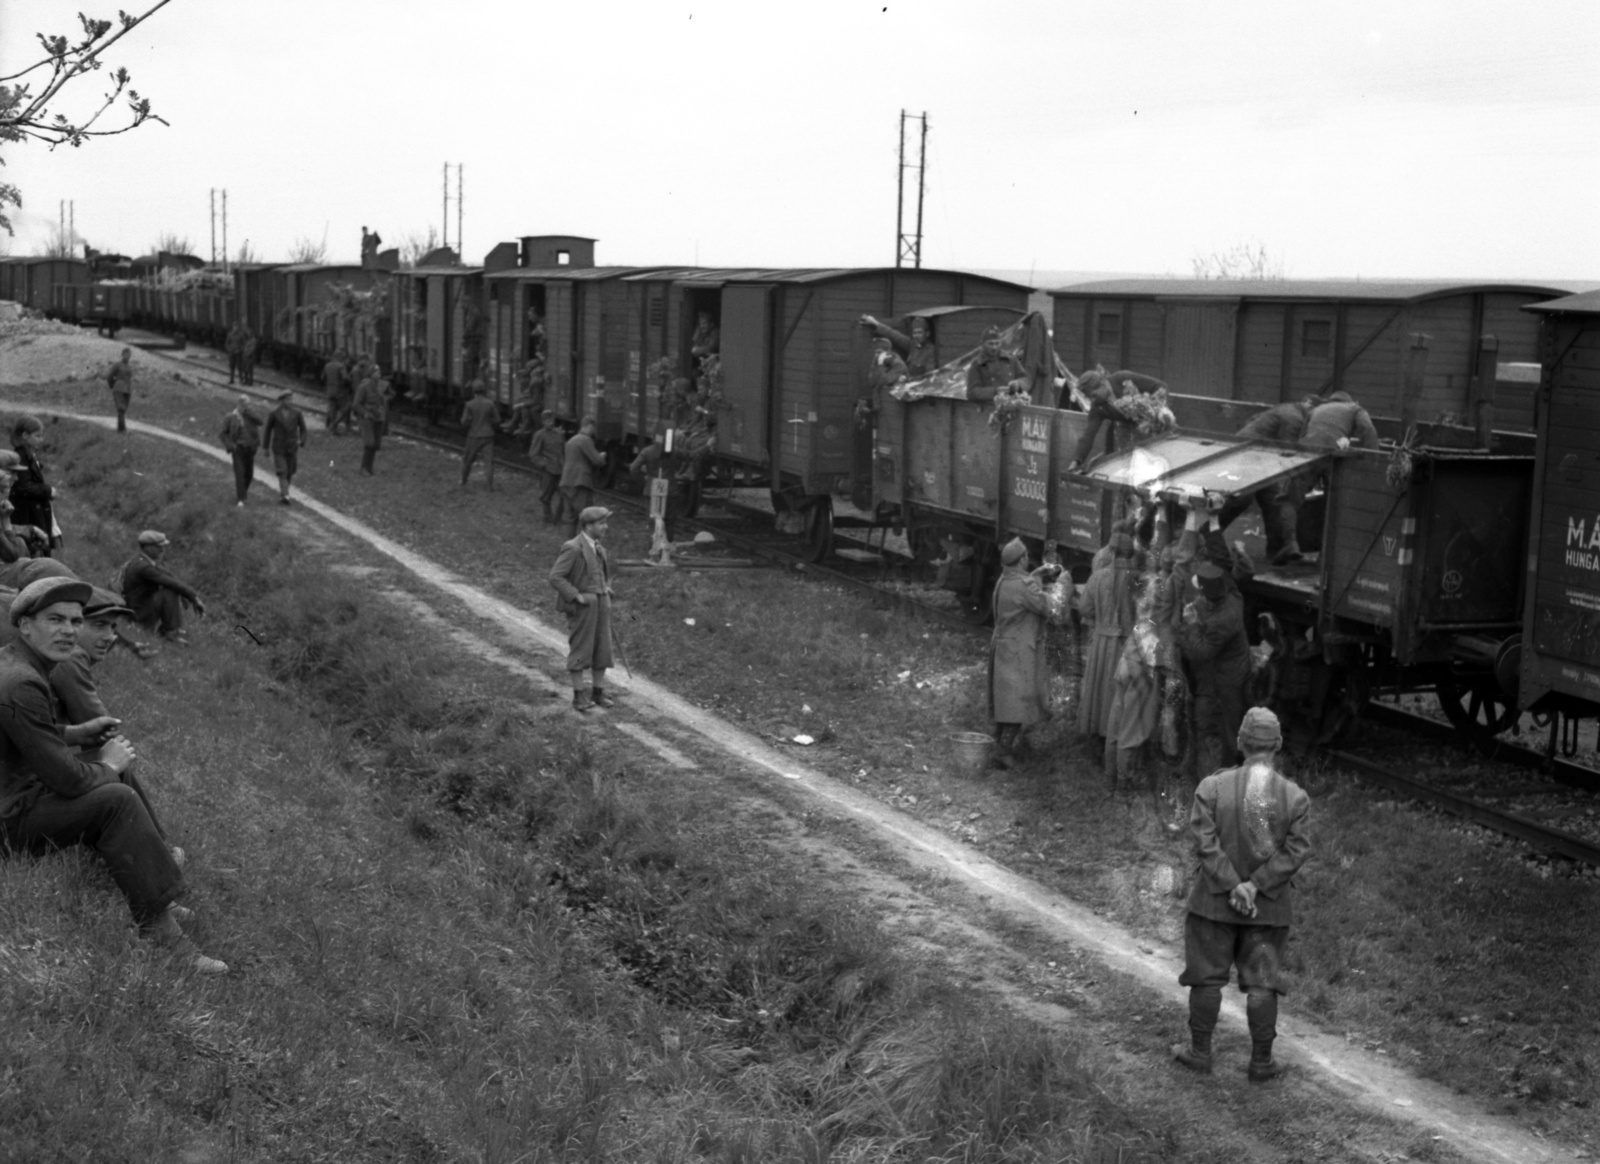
[1173,707,1310,1082]
[1217,398,1317,563]
[527,411,566,525]
[119,530,205,645]
[988,537,1056,769]
[218,394,264,507]
[548,506,619,715]
[860,313,938,377]
[1176,560,1251,776]
[323,352,353,435]
[240,328,259,386]
[353,368,393,475]
[459,380,501,490]
[860,336,908,425]
[225,320,247,385]
[559,418,606,537]
[107,347,135,433]
[0,577,225,974]
[690,311,720,360]
[262,389,309,506]
[1066,369,1167,472]
[965,326,1023,402]
[1300,390,1379,453]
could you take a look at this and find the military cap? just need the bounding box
[277,389,294,401]
[1193,561,1227,600]
[1109,531,1136,560]
[82,587,134,621]
[137,529,170,547]
[982,326,1002,341]
[1238,706,1283,750]
[541,409,555,419]
[11,577,93,625]
[579,506,612,525]
[1000,537,1027,565]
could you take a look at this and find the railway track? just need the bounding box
[127,333,988,637]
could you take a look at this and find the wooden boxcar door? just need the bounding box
[546,282,577,421]
[719,285,772,465]
[1161,301,1237,397]
[426,276,446,384]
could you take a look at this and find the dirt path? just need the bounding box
[8,401,1583,1164]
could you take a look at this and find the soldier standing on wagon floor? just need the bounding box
[1173,707,1311,1082]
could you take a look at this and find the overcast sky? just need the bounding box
[3,0,1597,284]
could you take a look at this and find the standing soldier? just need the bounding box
[240,328,259,386]
[965,327,1023,402]
[1173,707,1311,1082]
[559,418,606,536]
[225,320,247,385]
[353,367,392,476]
[459,380,501,490]
[218,395,264,507]
[322,352,352,435]
[527,411,566,526]
[1176,560,1252,776]
[987,537,1055,769]
[548,506,618,714]
[107,347,134,433]
[262,389,309,506]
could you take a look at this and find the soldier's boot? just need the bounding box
[572,688,593,714]
[991,724,1016,770]
[1270,501,1305,565]
[1246,988,1284,1081]
[1172,985,1220,1073]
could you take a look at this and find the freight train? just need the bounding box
[7,242,1597,752]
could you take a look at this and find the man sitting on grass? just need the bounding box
[119,530,206,645]
[0,578,225,974]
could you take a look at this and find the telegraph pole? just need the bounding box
[222,190,229,272]
[457,163,464,262]
[895,110,928,269]
[210,188,216,264]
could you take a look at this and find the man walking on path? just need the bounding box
[527,410,566,525]
[262,389,309,506]
[459,380,501,489]
[1173,706,1311,1082]
[119,530,206,645]
[548,506,618,715]
[0,577,225,974]
[107,348,134,433]
[323,353,353,435]
[559,418,606,536]
[219,395,263,507]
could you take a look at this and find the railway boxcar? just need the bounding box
[480,236,601,410]
[15,257,89,314]
[0,256,21,303]
[1050,280,1580,443]
[1518,290,1600,720]
[390,263,485,407]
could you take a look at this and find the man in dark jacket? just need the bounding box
[1218,398,1316,562]
[559,418,606,536]
[323,353,353,435]
[219,395,264,506]
[459,380,501,489]
[548,506,617,714]
[1176,561,1251,776]
[107,347,134,433]
[965,327,1023,402]
[262,389,309,506]
[1173,707,1310,1082]
[119,530,205,643]
[8,415,56,552]
[0,577,224,973]
[1301,390,1380,452]
[527,411,566,525]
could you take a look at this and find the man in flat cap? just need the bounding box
[459,379,502,490]
[988,536,1058,768]
[0,578,225,973]
[262,388,309,506]
[1174,706,1310,1082]
[219,394,264,507]
[1176,558,1251,776]
[549,506,618,714]
[559,418,607,537]
[119,530,205,645]
[527,410,567,526]
[965,326,1023,403]
[50,587,181,864]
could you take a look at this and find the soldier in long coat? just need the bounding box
[549,506,618,715]
[1176,561,1252,776]
[1077,532,1137,743]
[988,537,1053,768]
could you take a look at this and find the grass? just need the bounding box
[0,418,1180,1161]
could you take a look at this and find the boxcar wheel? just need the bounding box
[804,498,834,563]
[1436,676,1519,740]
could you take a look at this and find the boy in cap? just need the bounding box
[9,415,58,552]
[262,389,309,505]
[527,411,566,525]
[107,347,134,433]
[219,394,264,506]
[459,380,502,490]
[549,506,618,714]
[1174,706,1310,1081]
[988,536,1057,768]
[0,578,225,973]
[119,530,206,644]
[1176,558,1251,776]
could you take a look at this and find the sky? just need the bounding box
[3,0,1598,284]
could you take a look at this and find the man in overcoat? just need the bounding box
[459,380,501,489]
[0,577,225,973]
[323,353,353,435]
[1174,706,1310,1082]
[559,418,606,536]
[988,537,1054,768]
[965,327,1023,402]
[527,410,566,525]
[353,369,392,475]
[1176,561,1251,776]
[548,506,618,714]
[262,389,309,506]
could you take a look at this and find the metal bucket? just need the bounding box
[948,731,994,777]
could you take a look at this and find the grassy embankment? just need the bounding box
[0,421,1175,1160]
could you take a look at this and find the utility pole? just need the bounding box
[457,163,463,263]
[895,110,928,269]
[68,201,74,256]
[442,162,464,262]
[222,190,229,273]
[210,188,216,265]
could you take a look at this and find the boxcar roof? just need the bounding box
[1046,277,1585,303]
[279,263,369,275]
[657,266,1032,290]
[1525,289,1600,315]
[484,266,658,282]
[395,265,483,277]
[906,304,1027,320]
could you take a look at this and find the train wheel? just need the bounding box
[1436,676,1519,740]
[804,498,834,562]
